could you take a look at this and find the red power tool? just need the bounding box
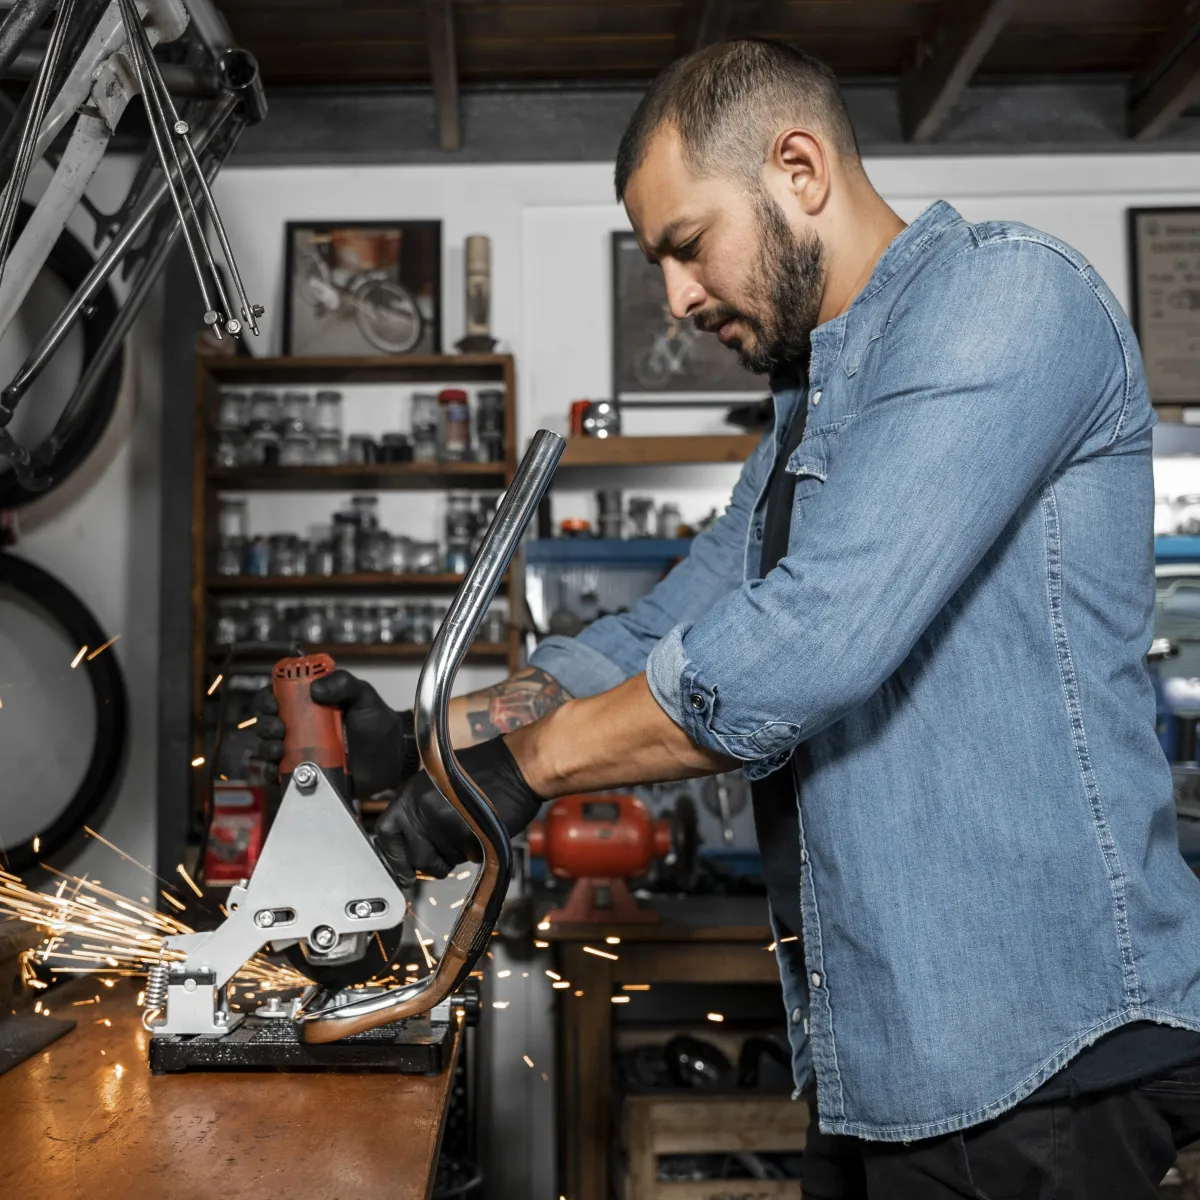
[528,793,672,924]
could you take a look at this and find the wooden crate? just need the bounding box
[622,1093,808,1200]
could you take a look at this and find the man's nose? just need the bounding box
[662,261,706,320]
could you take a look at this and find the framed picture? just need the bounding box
[1129,207,1200,405]
[282,221,441,356]
[611,231,763,395]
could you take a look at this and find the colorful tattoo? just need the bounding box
[465,667,571,740]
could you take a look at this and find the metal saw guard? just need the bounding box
[295,428,564,1042]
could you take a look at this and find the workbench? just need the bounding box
[0,976,460,1200]
[548,895,785,1200]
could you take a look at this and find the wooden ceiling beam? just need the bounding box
[900,0,1017,143]
[1130,2,1200,140]
[425,0,461,150]
[678,0,734,57]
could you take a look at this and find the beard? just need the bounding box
[694,192,824,375]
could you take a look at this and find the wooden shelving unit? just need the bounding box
[556,432,759,468]
[190,353,520,829]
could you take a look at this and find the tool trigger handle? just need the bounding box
[272,653,347,777]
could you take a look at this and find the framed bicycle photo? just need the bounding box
[611,231,764,395]
[282,220,441,356]
[1129,207,1200,405]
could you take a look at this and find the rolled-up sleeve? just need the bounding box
[528,432,770,696]
[646,239,1135,777]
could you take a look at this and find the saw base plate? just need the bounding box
[149,1012,453,1075]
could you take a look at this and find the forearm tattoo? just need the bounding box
[465,667,572,740]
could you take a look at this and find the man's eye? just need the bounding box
[675,238,701,263]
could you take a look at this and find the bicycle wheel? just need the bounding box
[0,202,124,508]
[0,551,128,873]
[352,278,424,354]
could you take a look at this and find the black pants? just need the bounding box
[803,1063,1200,1199]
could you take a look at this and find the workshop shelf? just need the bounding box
[207,572,505,593]
[556,433,760,467]
[208,462,508,491]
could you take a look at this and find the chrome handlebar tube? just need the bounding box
[299,429,565,1042]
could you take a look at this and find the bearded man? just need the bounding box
[257,40,1200,1197]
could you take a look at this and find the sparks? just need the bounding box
[536,919,551,932]
[583,945,618,961]
[70,646,88,668]
[190,756,206,768]
[86,634,120,661]
[534,940,549,949]
[206,674,224,696]
[492,1000,510,1009]
[574,990,583,997]
[522,1055,535,1068]
[31,836,38,853]
[449,898,464,909]
[545,970,561,980]
[622,984,650,991]
[707,1012,725,1022]
[175,863,203,898]
[236,716,257,729]
[455,869,471,880]
[551,981,570,989]
[610,995,630,1004]
[497,969,511,978]
[160,890,187,911]
[605,936,621,945]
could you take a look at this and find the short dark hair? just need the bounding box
[614,40,859,200]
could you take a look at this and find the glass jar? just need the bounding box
[410,603,435,645]
[214,602,242,646]
[480,610,508,645]
[280,425,316,466]
[332,513,358,575]
[356,606,380,645]
[475,389,505,462]
[218,498,248,541]
[213,429,242,468]
[410,540,441,574]
[282,391,312,428]
[248,602,276,644]
[245,421,281,467]
[216,536,243,577]
[297,603,327,645]
[314,430,343,465]
[445,492,475,573]
[358,527,390,574]
[656,502,684,539]
[627,497,655,538]
[351,494,380,529]
[218,390,248,432]
[377,605,401,644]
[471,493,502,555]
[331,605,360,644]
[346,434,377,465]
[270,534,301,577]
[315,390,343,435]
[437,389,471,461]
[245,535,272,576]
[309,525,336,576]
[379,432,413,463]
[249,390,281,429]
[388,534,414,574]
[410,392,439,461]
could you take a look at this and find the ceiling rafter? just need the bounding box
[1129,0,1200,140]
[899,0,1018,143]
[425,0,460,151]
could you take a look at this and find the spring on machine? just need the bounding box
[142,961,167,1030]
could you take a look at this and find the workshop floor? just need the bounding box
[1164,1148,1200,1197]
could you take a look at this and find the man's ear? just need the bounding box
[769,128,830,217]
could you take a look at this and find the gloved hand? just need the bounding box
[251,669,419,800]
[375,736,544,888]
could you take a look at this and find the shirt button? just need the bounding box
[791,1007,803,1024]
[812,389,822,406]
[689,693,705,711]
[754,524,763,540]
[811,972,822,988]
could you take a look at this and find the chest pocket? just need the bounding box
[785,419,850,503]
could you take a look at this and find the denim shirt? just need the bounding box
[530,201,1200,1140]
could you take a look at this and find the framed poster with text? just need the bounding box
[1129,207,1200,404]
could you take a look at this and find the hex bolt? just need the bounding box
[255,909,275,928]
[266,996,283,1012]
[173,119,188,135]
[311,925,336,950]
[353,901,373,918]
[226,318,242,336]
[292,763,318,791]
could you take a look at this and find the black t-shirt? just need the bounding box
[752,386,1200,1101]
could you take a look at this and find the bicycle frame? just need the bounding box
[0,0,266,488]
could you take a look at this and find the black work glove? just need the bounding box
[251,669,419,800]
[375,737,544,888]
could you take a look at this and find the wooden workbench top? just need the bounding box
[0,976,459,1200]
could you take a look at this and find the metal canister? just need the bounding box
[245,535,272,576]
[475,389,506,462]
[437,388,471,460]
[332,513,358,575]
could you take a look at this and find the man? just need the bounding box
[257,41,1200,1197]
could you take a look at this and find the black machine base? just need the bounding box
[149,1013,453,1075]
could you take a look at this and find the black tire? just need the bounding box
[0,202,125,508]
[0,551,128,872]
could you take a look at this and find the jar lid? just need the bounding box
[438,388,469,403]
[560,518,591,533]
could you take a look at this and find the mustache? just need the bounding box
[693,305,760,336]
